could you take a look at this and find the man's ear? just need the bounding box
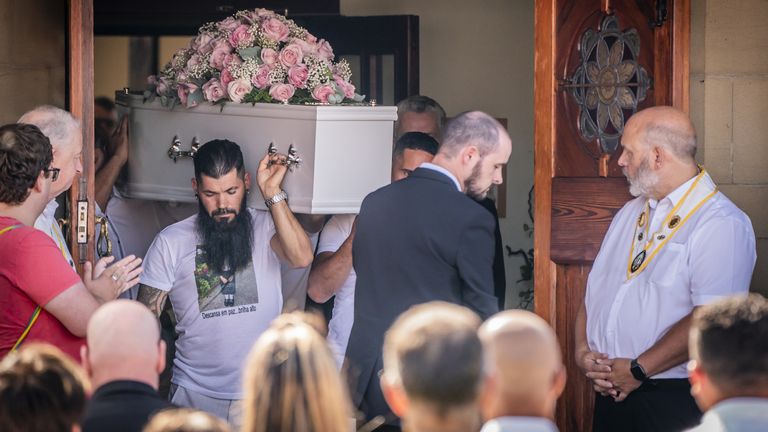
[688,359,705,396]
[653,145,664,168]
[33,171,47,193]
[552,365,567,399]
[156,340,167,375]
[244,172,251,190]
[381,375,409,418]
[191,177,198,194]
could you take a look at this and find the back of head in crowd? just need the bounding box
[143,408,230,432]
[392,131,440,181]
[0,123,53,206]
[0,344,88,432]
[439,111,502,159]
[381,301,484,432]
[94,96,118,134]
[689,293,768,411]
[395,95,446,140]
[242,312,352,432]
[479,310,566,423]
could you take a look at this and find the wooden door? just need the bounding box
[533,1,689,431]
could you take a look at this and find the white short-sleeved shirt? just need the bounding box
[140,209,282,399]
[280,232,320,312]
[586,177,756,379]
[34,200,75,269]
[316,214,357,368]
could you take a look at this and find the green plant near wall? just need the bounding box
[505,185,534,309]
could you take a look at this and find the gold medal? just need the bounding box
[668,215,681,229]
[637,212,646,227]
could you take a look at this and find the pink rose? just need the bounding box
[155,77,171,95]
[260,48,278,66]
[316,39,334,61]
[202,78,226,102]
[305,33,317,44]
[269,83,295,103]
[218,17,241,33]
[191,33,214,54]
[220,69,234,88]
[175,71,188,83]
[222,53,242,69]
[261,17,290,42]
[291,37,317,56]
[177,83,198,106]
[227,78,253,103]
[186,53,202,69]
[209,40,233,70]
[228,24,254,48]
[334,75,355,98]
[251,65,271,89]
[312,84,335,103]
[278,44,303,68]
[288,64,309,88]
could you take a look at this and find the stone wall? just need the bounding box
[691,0,768,294]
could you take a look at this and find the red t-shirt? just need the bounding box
[0,216,84,360]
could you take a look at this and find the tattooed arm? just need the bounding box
[137,284,169,317]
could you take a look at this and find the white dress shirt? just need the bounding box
[34,199,75,269]
[481,417,559,432]
[687,398,768,432]
[419,162,462,191]
[585,175,756,378]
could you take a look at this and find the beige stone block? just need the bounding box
[704,146,732,184]
[703,79,732,150]
[690,0,706,74]
[12,0,65,67]
[705,0,768,74]
[750,239,768,296]
[718,184,768,239]
[732,79,768,184]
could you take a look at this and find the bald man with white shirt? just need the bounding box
[575,106,756,432]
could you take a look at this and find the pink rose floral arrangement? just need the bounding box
[146,8,364,108]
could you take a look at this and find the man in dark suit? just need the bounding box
[81,300,173,432]
[347,111,512,430]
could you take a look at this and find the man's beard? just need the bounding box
[623,158,659,198]
[196,198,254,274]
[464,162,488,200]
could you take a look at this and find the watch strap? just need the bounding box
[265,190,288,209]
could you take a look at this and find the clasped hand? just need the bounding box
[578,351,642,402]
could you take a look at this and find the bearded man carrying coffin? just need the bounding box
[574,106,756,432]
[137,140,313,424]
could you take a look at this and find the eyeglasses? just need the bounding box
[44,167,60,182]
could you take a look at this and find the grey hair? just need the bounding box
[395,95,447,130]
[18,105,81,149]
[439,111,501,158]
[643,122,697,159]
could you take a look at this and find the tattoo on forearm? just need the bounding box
[137,284,168,317]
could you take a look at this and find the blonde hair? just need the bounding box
[143,408,230,432]
[242,312,352,432]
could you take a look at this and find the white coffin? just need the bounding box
[115,93,396,214]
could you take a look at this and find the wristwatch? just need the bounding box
[265,190,288,209]
[630,358,648,382]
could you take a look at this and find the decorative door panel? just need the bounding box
[534,1,689,431]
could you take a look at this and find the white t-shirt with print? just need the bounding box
[141,208,282,399]
[316,214,357,368]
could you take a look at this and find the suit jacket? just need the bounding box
[346,167,499,425]
[81,380,173,432]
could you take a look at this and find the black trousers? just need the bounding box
[593,379,702,432]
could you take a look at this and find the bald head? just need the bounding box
[83,300,164,389]
[479,310,565,420]
[624,106,697,160]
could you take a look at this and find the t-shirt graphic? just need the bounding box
[194,247,258,311]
